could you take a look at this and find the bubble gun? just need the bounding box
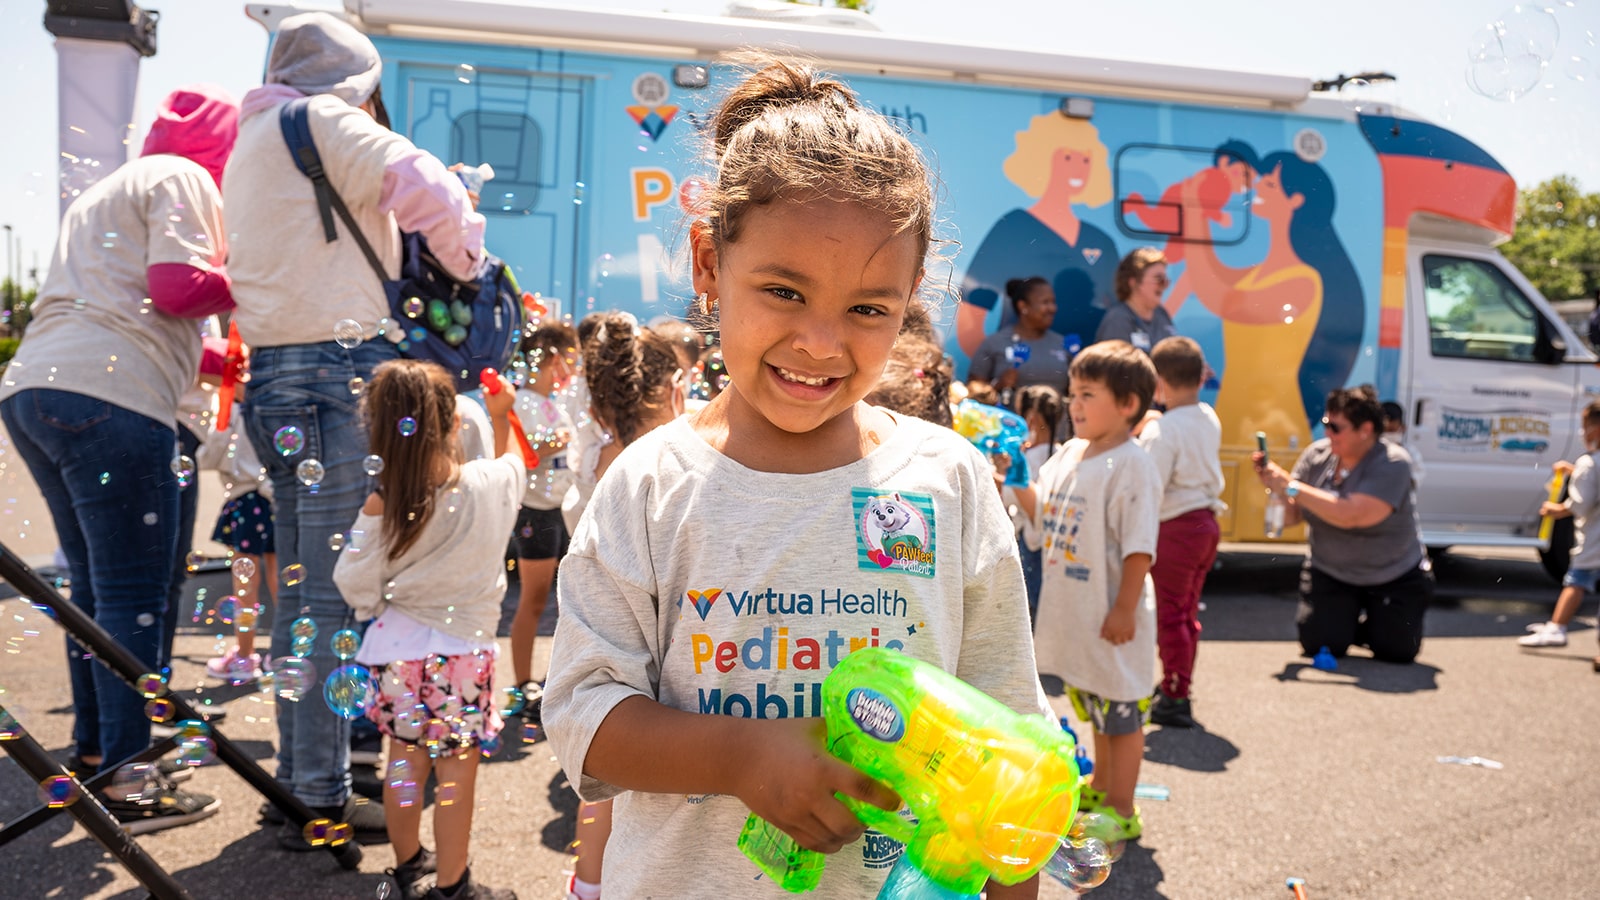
[214,320,245,432]
[1538,464,1571,544]
[737,647,1112,898]
[479,368,540,469]
[951,399,1031,487]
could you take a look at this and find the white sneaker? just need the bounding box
[1518,623,1568,647]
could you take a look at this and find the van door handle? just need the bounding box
[1414,400,1425,427]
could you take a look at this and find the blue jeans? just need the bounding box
[243,340,396,807]
[1,390,179,772]
[1020,543,1042,627]
[161,423,203,671]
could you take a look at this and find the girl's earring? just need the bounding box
[700,292,716,316]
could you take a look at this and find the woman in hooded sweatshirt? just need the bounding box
[221,11,487,858]
[0,84,238,835]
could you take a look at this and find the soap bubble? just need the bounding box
[275,657,316,701]
[1069,811,1126,863]
[333,318,364,349]
[348,376,366,395]
[302,817,337,847]
[1466,8,1557,101]
[328,532,346,552]
[282,563,307,586]
[1467,51,1545,100]
[324,664,375,719]
[403,297,425,318]
[455,63,476,84]
[136,672,168,698]
[296,458,325,486]
[184,551,207,572]
[145,697,177,723]
[216,594,239,625]
[274,426,305,456]
[291,616,318,642]
[291,634,315,657]
[397,417,418,437]
[362,454,385,476]
[39,775,82,809]
[331,629,362,660]
[226,652,260,684]
[170,454,196,488]
[233,556,257,580]
[0,707,23,740]
[387,758,420,807]
[176,722,215,767]
[111,762,153,799]
[1043,834,1113,894]
[495,684,526,717]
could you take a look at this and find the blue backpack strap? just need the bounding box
[278,97,337,243]
[277,96,390,283]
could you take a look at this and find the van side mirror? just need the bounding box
[1533,318,1565,365]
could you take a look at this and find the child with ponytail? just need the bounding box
[333,359,522,900]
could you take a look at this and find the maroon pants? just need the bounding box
[1150,508,1220,699]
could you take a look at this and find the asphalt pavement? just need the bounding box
[1,545,1596,900]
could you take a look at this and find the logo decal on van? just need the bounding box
[1437,407,1551,453]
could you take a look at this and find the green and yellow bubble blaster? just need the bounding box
[738,647,1110,898]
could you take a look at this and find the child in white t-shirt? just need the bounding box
[1137,337,1224,729]
[509,320,579,704]
[542,56,1045,899]
[1014,340,1161,845]
[332,359,522,900]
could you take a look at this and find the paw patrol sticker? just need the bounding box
[852,489,936,579]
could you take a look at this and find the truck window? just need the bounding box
[1113,143,1251,245]
[1422,255,1542,363]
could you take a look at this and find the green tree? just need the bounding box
[1501,175,1600,303]
[1,277,35,340]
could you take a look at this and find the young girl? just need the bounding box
[1012,384,1063,624]
[542,56,1045,899]
[199,400,279,682]
[562,312,686,900]
[332,360,521,900]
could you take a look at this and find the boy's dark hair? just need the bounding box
[1584,398,1600,427]
[1004,276,1049,317]
[867,334,953,428]
[522,319,579,369]
[1380,401,1405,427]
[1324,384,1384,434]
[1148,335,1205,389]
[963,380,999,407]
[1069,340,1156,425]
[1213,138,1260,172]
[1015,384,1062,439]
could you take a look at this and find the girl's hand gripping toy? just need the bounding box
[480,368,539,469]
[737,647,1113,897]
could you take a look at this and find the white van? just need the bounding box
[249,0,1597,576]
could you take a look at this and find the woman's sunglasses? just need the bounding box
[1321,417,1348,435]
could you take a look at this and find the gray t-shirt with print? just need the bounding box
[967,326,1072,391]
[1093,303,1177,354]
[1291,438,1425,585]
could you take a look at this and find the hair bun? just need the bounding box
[712,55,857,156]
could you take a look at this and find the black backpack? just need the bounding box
[279,97,524,392]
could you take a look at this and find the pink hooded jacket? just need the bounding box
[141,84,239,318]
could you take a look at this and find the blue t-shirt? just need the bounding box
[960,208,1120,348]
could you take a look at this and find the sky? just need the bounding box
[0,0,1596,285]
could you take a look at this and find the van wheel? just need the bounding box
[1538,517,1575,583]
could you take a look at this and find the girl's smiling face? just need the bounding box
[692,197,922,438]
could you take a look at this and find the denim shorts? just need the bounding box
[1562,567,1600,592]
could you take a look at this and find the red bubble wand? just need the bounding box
[480,368,539,468]
[214,320,245,432]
